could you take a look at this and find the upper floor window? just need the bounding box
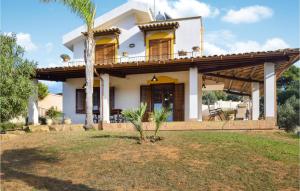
[149,39,172,61]
[95,43,116,65]
[90,28,120,65]
[138,21,179,62]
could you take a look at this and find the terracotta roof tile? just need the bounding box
[138,21,179,31]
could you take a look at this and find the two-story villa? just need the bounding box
[31,1,299,129]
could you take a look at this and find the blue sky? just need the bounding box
[1,0,299,93]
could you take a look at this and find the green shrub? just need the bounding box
[151,107,171,138]
[46,107,62,119]
[0,122,24,132]
[39,116,47,125]
[122,103,147,142]
[278,96,299,132]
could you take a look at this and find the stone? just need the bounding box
[27,125,50,133]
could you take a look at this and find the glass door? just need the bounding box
[151,84,174,121]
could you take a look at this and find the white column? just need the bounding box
[101,74,110,123]
[198,73,203,121]
[251,82,260,120]
[189,67,198,120]
[28,79,39,125]
[264,62,275,119]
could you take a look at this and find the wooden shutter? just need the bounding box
[149,40,160,61]
[110,87,115,112]
[161,39,171,60]
[140,85,151,122]
[95,44,115,65]
[76,89,86,113]
[173,83,184,121]
[149,39,171,61]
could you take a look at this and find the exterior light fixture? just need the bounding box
[151,75,158,82]
[129,43,135,48]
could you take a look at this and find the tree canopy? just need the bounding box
[277,65,300,131]
[0,34,37,122]
[38,82,49,100]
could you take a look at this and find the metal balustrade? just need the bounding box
[64,51,202,67]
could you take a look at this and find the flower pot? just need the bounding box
[192,46,200,52]
[64,118,72,125]
[178,51,187,56]
[122,52,128,57]
[63,58,70,62]
[46,118,53,126]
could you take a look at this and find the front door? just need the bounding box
[151,84,174,121]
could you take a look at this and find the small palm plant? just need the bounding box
[151,107,171,139]
[122,103,147,142]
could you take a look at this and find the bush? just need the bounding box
[278,96,299,132]
[0,122,24,132]
[122,103,147,142]
[38,82,49,100]
[46,107,62,119]
[39,116,47,125]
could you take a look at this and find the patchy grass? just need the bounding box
[1,130,299,191]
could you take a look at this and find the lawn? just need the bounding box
[1,130,299,191]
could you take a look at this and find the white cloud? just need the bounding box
[204,42,227,55]
[204,30,290,55]
[130,0,219,18]
[222,5,273,24]
[5,32,38,52]
[15,33,38,52]
[45,42,53,53]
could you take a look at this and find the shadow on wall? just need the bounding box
[0,148,104,191]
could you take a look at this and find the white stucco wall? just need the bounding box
[63,71,192,124]
[71,15,201,60]
[63,78,86,124]
[174,19,201,53]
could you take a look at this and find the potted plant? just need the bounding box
[46,118,53,125]
[60,54,71,62]
[178,50,187,56]
[192,46,200,52]
[64,117,72,125]
[122,52,128,57]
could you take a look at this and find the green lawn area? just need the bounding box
[1,130,299,191]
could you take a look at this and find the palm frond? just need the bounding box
[122,103,147,133]
[41,0,96,29]
[151,107,171,136]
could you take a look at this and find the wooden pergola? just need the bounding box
[36,48,299,95]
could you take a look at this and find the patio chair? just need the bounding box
[235,103,248,120]
[208,105,225,121]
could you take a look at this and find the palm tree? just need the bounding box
[41,0,96,129]
[151,107,171,138]
[122,103,147,142]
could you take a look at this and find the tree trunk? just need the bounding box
[84,32,95,129]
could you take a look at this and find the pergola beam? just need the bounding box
[204,73,263,83]
[224,89,250,96]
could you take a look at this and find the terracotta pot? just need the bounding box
[192,46,200,52]
[178,51,187,56]
[122,52,128,57]
[46,118,53,126]
[64,118,72,125]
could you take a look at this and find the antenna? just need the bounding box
[153,0,156,20]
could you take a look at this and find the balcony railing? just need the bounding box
[64,51,202,67]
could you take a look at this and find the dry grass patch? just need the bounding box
[1,130,299,191]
